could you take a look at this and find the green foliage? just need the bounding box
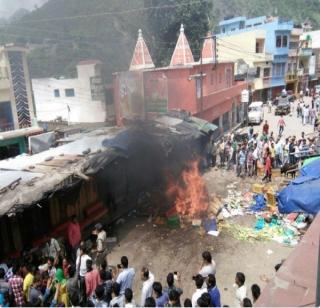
[144,0,212,66]
[0,0,319,81]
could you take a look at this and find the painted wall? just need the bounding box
[33,63,107,123]
[218,16,293,89]
[113,62,245,128]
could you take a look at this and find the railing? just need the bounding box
[286,73,297,82]
[299,48,312,57]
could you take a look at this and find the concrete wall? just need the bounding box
[113,62,246,131]
[33,63,107,123]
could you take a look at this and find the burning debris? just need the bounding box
[166,160,209,218]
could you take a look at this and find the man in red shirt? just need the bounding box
[85,259,100,298]
[262,120,269,135]
[277,116,286,136]
[67,215,81,261]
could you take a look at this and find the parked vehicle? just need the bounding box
[275,96,290,115]
[248,101,264,124]
[315,85,320,95]
[286,90,296,102]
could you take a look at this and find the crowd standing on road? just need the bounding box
[0,216,267,308]
[205,92,320,183]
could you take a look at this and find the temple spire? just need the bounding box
[129,29,155,71]
[170,24,195,66]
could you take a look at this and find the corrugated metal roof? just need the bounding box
[0,170,44,190]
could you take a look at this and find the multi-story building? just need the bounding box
[32,60,111,124]
[113,26,246,134]
[217,16,293,101]
[0,44,42,159]
[300,30,320,90]
[286,26,303,92]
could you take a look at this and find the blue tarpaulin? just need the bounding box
[277,176,320,214]
[300,157,320,178]
[250,194,266,212]
[277,156,320,214]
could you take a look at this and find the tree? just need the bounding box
[144,0,213,66]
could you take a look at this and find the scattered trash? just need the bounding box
[266,249,273,255]
[207,230,220,237]
[192,219,202,227]
[203,217,217,232]
[250,194,266,212]
[167,216,180,229]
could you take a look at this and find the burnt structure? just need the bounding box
[0,115,216,259]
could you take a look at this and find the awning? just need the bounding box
[0,126,43,141]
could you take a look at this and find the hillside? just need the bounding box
[0,0,319,82]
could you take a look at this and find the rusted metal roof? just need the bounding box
[256,214,319,307]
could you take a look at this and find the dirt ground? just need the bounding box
[107,167,293,306]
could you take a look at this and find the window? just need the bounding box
[255,39,264,53]
[255,67,261,78]
[276,35,282,47]
[65,88,75,97]
[53,89,60,97]
[282,35,288,47]
[254,23,262,26]
[263,67,270,77]
[222,27,225,33]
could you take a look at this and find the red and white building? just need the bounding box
[113,25,246,133]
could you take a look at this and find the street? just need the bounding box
[106,97,316,305]
[244,96,314,139]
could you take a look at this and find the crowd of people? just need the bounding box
[205,94,319,182]
[0,218,271,308]
[0,213,276,308]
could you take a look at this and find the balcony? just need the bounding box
[299,48,312,57]
[286,73,297,83]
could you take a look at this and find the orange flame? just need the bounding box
[166,160,209,218]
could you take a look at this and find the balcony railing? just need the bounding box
[286,73,297,82]
[299,48,312,57]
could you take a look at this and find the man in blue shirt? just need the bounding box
[207,274,221,307]
[116,256,135,295]
[152,282,169,307]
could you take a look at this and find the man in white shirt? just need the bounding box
[116,256,135,295]
[76,245,91,303]
[140,267,154,307]
[76,246,92,278]
[234,272,247,307]
[192,274,207,307]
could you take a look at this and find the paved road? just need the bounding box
[241,96,314,140]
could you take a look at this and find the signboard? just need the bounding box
[241,89,249,103]
[309,55,316,76]
[144,73,168,113]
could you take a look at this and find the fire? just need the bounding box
[166,160,209,218]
